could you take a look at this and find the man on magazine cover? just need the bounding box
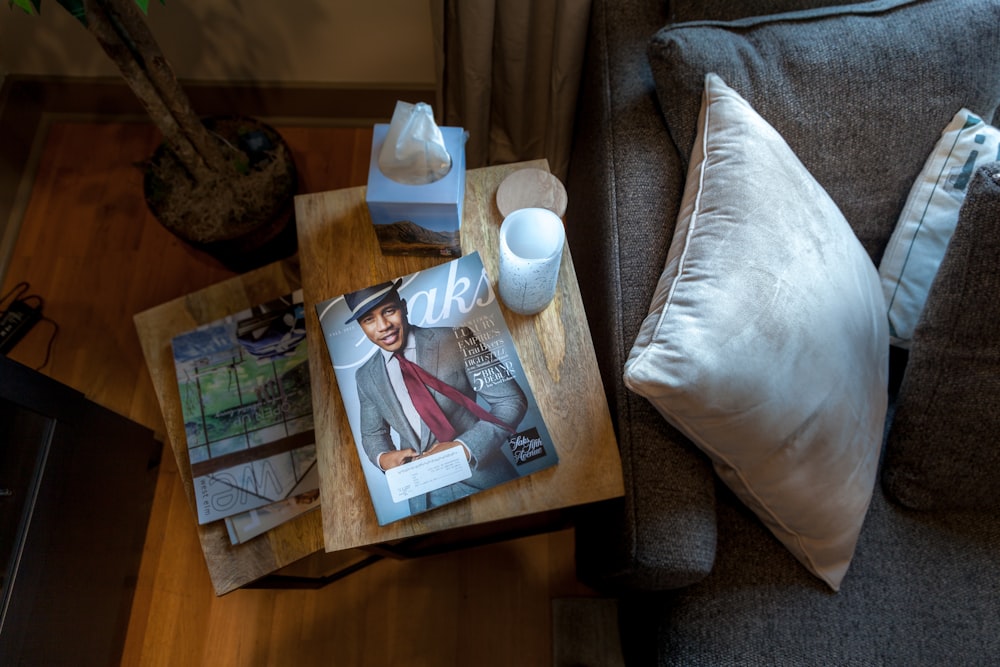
[345,279,528,512]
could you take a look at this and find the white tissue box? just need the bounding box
[365,123,467,256]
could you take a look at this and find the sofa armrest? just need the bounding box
[565,0,718,592]
[573,414,718,592]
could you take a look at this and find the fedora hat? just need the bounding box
[344,279,403,324]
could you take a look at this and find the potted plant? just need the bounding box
[10,0,299,271]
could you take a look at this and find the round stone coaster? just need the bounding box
[496,167,568,219]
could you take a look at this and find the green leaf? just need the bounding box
[134,0,166,13]
[10,0,41,14]
[10,0,163,19]
[54,0,86,25]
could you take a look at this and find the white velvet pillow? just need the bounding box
[879,108,1000,348]
[623,74,889,591]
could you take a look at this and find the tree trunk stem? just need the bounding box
[81,0,232,182]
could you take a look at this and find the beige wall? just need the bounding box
[0,0,436,86]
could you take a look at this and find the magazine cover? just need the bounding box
[315,251,558,526]
[171,290,318,525]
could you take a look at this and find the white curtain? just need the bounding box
[430,0,591,183]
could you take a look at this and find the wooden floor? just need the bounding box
[2,119,599,666]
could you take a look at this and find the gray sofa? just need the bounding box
[564,0,1000,664]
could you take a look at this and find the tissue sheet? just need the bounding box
[378,101,452,185]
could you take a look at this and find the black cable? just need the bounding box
[34,316,59,371]
[19,294,44,310]
[2,280,58,370]
[1,281,29,309]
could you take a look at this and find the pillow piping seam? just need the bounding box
[655,403,840,591]
[884,118,969,321]
[660,82,711,339]
[626,80,710,377]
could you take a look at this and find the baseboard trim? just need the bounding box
[0,75,435,120]
[0,76,435,283]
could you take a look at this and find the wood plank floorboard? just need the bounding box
[1,120,598,666]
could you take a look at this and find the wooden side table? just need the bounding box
[295,159,624,554]
[134,259,374,595]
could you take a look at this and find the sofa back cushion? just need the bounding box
[881,163,1000,510]
[668,0,864,23]
[647,0,1000,265]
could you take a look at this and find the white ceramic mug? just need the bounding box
[497,207,565,315]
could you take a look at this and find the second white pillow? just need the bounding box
[879,109,1000,348]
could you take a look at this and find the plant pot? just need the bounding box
[143,115,299,272]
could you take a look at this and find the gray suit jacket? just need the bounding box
[355,325,527,504]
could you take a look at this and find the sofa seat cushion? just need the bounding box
[625,480,1000,666]
[882,162,1000,510]
[624,74,888,591]
[647,0,1000,265]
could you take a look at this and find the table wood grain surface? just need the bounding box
[295,159,624,554]
[134,259,369,595]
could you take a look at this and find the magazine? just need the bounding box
[171,290,318,525]
[224,486,321,545]
[315,252,559,526]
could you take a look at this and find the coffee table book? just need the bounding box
[314,252,558,525]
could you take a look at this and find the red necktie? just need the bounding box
[394,351,514,443]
